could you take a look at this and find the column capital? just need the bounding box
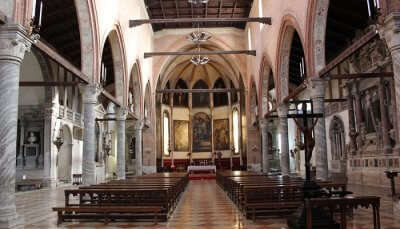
[259,118,269,130]
[0,24,33,63]
[135,120,145,131]
[116,107,128,121]
[384,13,400,50]
[277,103,289,117]
[79,84,102,104]
[309,77,326,99]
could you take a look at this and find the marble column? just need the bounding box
[135,120,144,176]
[80,84,102,185]
[384,13,400,150]
[116,107,128,180]
[378,79,392,154]
[277,104,290,176]
[345,82,357,154]
[260,119,269,173]
[0,24,32,228]
[310,78,329,181]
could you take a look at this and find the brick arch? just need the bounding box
[101,26,128,106]
[75,0,100,83]
[275,14,308,103]
[258,55,276,117]
[306,0,330,76]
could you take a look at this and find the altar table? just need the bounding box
[187,165,217,173]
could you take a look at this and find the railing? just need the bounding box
[58,105,83,126]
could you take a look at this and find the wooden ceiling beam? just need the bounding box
[329,72,394,80]
[19,82,80,87]
[144,50,256,58]
[34,41,88,83]
[130,17,271,27]
[319,30,378,77]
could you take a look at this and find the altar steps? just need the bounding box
[189,173,216,180]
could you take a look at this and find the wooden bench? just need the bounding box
[53,206,164,225]
[16,179,43,191]
[305,196,381,229]
[53,172,189,225]
[243,185,304,220]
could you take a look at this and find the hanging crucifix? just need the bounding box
[287,100,323,195]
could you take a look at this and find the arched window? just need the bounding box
[192,80,209,108]
[233,108,240,154]
[329,116,346,160]
[173,79,188,107]
[163,112,170,156]
[213,78,228,107]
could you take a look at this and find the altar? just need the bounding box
[187,165,216,174]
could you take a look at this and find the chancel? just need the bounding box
[1,0,400,228]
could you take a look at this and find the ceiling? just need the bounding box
[40,0,81,69]
[144,0,254,32]
[325,0,370,62]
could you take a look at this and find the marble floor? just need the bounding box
[16,180,400,228]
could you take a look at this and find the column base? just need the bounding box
[143,166,156,174]
[0,210,24,229]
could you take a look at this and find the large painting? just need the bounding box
[174,120,189,151]
[214,119,230,150]
[192,113,212,152]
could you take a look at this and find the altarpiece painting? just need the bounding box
[214,119,230,150]
[192,113,212,152]
[174,120,189,151]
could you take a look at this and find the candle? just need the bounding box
[366,0,372,17]
[32,0,36,18]
[38,1,43,27]
[376,0,380,9]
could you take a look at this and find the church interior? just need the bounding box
[1,0,400,228]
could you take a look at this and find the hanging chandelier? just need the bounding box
[188,0,209,4]
[190,43,210,65]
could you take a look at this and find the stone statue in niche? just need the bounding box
[128,92,135,113]
[23,131,42,169]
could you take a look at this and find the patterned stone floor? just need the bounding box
[16,180,400,228]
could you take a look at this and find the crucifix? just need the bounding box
[287,100,323,195]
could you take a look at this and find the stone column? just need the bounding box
[260,119,269,173]
[80,84,102,185]
[277,104,290,176]
[116,107,128,180]
[0,24,32,228]
[384,13,400,150]
[345,82,357,154]
[135,120,144,176]
[378,79,392,154]
[310,78,329,181]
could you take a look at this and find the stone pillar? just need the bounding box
[116,107,128,180]
[0,24,32,228]
[80,84,102,185]
[378,79,392,154]
[260,119,269,173]
[135,120,144,176]
[310,78,329,181]
[277,104,290,176]
[384,13,400,150]
[345,82,357,154]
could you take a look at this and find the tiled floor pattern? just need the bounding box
[17,180,400,228]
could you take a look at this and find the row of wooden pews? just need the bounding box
[216,171,347,220]
[53,172,189,225]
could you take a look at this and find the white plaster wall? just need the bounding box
[0,1,14,21]
[19,52,45,105]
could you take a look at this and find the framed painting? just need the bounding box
[192,112,212,152]
[214,119,230,150]
[174,120,189,151]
